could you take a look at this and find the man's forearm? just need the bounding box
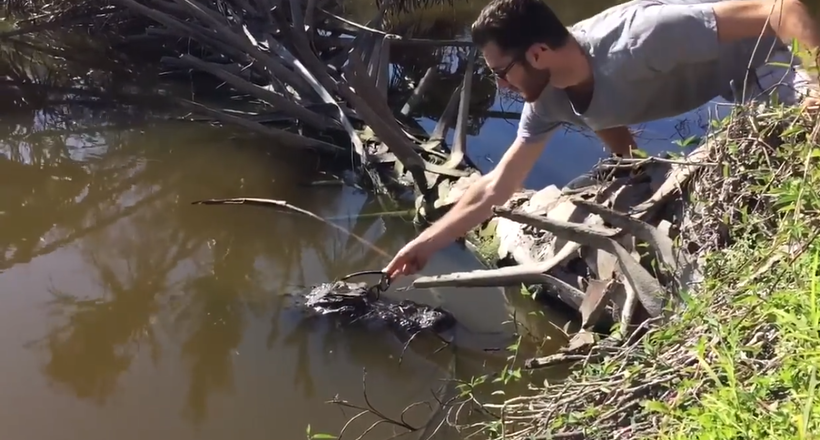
[416,172,511,248]
[414,134,551,250]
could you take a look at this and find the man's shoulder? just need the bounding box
[571,0,725,73]
[570,1,660,61]
[570,0,659,35]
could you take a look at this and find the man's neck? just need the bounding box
[559,37,595,112]
[564,37,594,89]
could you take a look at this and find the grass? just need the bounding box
[448,101,820,439]
[465,218,502,267]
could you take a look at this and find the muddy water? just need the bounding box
[0,1,727,439]
[0,108,531,440]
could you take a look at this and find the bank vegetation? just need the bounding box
[437,103,820,440]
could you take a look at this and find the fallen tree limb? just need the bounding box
[412,238,584,290]
[491,205,667,319]
[163,54,336,131]
[401,65,437,116]
[572,199,683,277]
[175,99,344,152]
[442,46,475,169]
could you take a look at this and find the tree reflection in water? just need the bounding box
[6,104,427,421]
[26,120,356,419]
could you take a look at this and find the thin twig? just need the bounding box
[191,197,389,257]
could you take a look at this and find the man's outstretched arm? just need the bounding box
[383,131,554,279]
[413,131,554,250]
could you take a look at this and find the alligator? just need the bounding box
[295,272,457,339]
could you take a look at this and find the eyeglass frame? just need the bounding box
[489,51,526,80]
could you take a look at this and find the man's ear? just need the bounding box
[526,43,549,65]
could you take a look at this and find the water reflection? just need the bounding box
[0,101,520,438]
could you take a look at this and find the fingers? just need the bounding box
[383,255,421,281]
[383,253,409,280]
[802,91,820,114]
[382,259,401,281]
[389,261,417,280]
[384,240,432,281]
[401,260,420,277]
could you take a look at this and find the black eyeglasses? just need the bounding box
[491,53,523,80]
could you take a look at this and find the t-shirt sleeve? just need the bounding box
[517,102,562,143]
[628,3,720,74]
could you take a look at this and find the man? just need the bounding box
[384,0,820,280]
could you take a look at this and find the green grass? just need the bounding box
[448,102,820,439]
[658,239,820,439]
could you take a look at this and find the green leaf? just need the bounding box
[632,148,648,158]
[767,61,794,69]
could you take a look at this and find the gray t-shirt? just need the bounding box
[517,0,786,141]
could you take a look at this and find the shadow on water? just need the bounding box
[0,0,731,439]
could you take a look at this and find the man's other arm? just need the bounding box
[415,131,555,251]
[635,0,819,71]
[714,0,820,100]
[595,126,637,156]
[711,0,820,53]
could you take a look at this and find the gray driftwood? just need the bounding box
[413,145,712,354]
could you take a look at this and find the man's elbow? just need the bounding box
[769,0,809,24]
[780,0,806,14]
[479,134,547,206]
[755,0,809,30]
[715,0,807,42]
[745,0,803,18]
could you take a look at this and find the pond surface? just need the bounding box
[0,1,727,439]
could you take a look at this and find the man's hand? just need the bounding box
[383,236,437,279]
[801,61,820,112]
[594,126,637,157]
[803,94,820,113]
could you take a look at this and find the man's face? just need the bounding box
[481,41,559,103]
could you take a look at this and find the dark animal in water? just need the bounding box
[301,280,457,337]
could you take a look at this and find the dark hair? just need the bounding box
[470,0,569,53]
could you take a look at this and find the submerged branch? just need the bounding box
[191,198,389,257]
[164,54,336,131]
[174,99,343,153]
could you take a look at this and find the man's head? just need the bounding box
[471,0,577,102]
